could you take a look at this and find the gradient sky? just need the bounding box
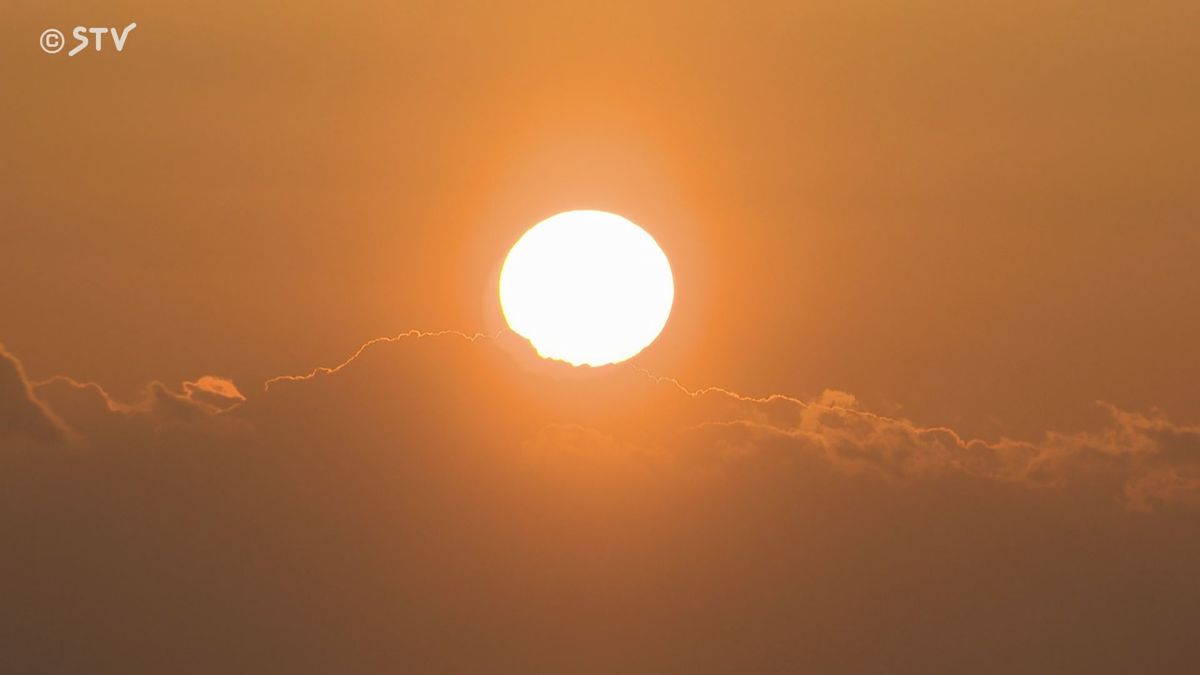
[5,0,1198,438]
[2,2,1199,672]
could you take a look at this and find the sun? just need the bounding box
[499,210,674,367]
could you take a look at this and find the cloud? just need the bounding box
[643,374,1200,510]
[262,329,498,390]
[20,331,1194,508]
[2,334,1198,674]
[26,372,249,452]
[181,376,246,411]
[0,344,73,446]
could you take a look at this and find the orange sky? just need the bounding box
[4,0,1197,439]
[2,2,1199,672]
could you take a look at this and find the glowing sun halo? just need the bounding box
[499,210,674,367]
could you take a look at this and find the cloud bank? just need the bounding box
[2,333,1198,674]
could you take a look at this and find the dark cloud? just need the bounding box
[2,334,1198,674]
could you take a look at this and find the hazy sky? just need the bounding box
[4,0,1197,438]
[2,2,1199,672]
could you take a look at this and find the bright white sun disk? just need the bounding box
[499,210,674,366]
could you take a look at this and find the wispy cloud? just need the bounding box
[0,344,74,445]
[262,329,501,391]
